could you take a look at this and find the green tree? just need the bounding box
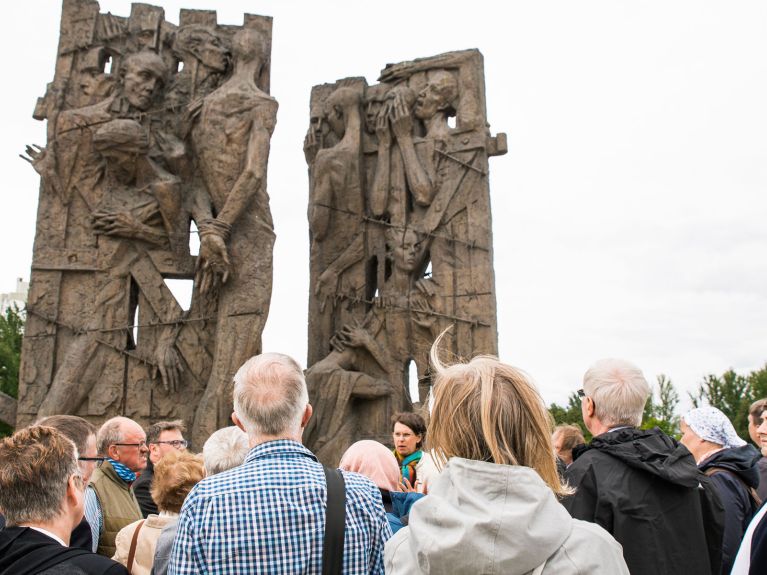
[549,392,591,442]
[641,374,680,437]
[689,369,751,439]
[0,304,24,437]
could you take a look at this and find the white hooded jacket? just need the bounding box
[384,457,629,575]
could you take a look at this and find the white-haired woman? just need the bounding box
[384,340,629,574]
[680,405,762,574]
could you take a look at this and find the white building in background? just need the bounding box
[0,278,28,313]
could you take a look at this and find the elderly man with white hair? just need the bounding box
[563,359,726,575]
[168,353,391,574]
[680,405,761,574]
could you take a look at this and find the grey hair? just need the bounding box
[233,353,308,438]
[583,358,651,428]
[202,426,250,475]
[97,416,133,454]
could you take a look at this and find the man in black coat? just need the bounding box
[132,419,188,517]
[0,426,127,575]
[563,358,726,575]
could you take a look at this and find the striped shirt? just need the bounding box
[168,439,391,574]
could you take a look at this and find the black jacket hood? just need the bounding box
[699,443,762,489]
[578,427,701,488]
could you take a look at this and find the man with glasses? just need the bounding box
[563,359,726,575]
[85,416,148,557]
[133,420,188,517]
[0,425,128,574]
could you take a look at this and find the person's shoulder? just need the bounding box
[341,470,385,509]
[547,518,629,574]
[62,552,129,574]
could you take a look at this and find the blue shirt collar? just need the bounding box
[245,439,319,464]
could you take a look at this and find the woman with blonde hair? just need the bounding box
[112,450,204,575]
[384,336,629,574]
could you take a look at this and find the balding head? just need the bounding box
[232,353,310,443]
[97,416,148,472]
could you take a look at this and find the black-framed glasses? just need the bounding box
[113,442,148,449]
[152,439,188,449]
[577,389,586,398]
[78,457,105,468]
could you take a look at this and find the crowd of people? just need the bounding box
[1,347,766,574]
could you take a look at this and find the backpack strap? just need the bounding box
[322,466,346,575]
[126,519,145,573]
[704,467,762,508]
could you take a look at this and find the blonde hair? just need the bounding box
[151,450,205,513]
[428,333,569,496]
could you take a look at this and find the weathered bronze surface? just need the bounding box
[13,0,276,447]
[304,50,505,464]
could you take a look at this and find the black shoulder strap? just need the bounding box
[704,467,763,508]
[322,465,346,575]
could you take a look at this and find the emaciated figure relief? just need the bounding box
[305,50,506,464]
[10,0,276,446]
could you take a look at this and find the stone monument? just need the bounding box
[9,0,276,447]
[304,50,506,465]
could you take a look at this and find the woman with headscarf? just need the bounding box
[339,440,422,533]
[681,405,762,574]
[384,336,629,574]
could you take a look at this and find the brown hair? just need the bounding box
[749,399,767,425]
[428,333,570,496]
[36,415,96,455]
[392,412,427,449]
[0,426,80,525]
[150,450,205,513]
[553,424,585,451]
[146,419,186,445]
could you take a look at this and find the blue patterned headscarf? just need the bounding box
[108,458,137,483]
[683,406,746,448]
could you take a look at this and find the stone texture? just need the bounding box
[304,50,506,464]
[13,0,276,448]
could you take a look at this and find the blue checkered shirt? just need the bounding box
[168,439,392,574]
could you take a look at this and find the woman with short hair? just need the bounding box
[112,450,204,575]
[391,412,427,490]
[384,338,629,574]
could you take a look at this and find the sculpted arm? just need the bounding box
[390,94,435,206]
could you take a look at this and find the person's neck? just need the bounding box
[19,517,72,546]
[695,442,725,465]
[248,433,302,449]
[587,418,611,437]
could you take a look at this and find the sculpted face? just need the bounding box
[414,71,457,121]
[123,63,161,111]
[195,32,229,72]
[391,230,419,273]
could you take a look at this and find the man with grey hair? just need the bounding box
[564,358,725,575]
[169,353,391,574]
[201,425,249,475]
[0,425,128,574]
[85,416,148,557]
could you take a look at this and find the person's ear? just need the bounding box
[586,397,596,418]
[232,412,246,433]
[107,444,119,460]
[301,404,313,428]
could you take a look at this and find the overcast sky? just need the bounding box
[1,1,766,410]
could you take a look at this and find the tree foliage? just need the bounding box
[690,365,767,440]
[641,374,680,437]
[0,304,24,437]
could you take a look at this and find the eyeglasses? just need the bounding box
[152,439,188,449]
[78,457,106,467]
[113,441,148,449]
[577,389,586,398]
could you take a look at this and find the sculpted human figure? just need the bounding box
[306,86,368,363]
[189,27,278,445]
[38,118,183,416]
[304,323,393,465]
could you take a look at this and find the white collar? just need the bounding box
[26,526,67,547]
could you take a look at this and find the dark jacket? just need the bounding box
[756,456,767,502]
[0,513,92,552]
[0,526,128,575]
[699,445,762,574]
[132,460,158,518]
[751,509,767,575]
[564,427,725,575]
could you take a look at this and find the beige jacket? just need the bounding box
[112,513,177,575]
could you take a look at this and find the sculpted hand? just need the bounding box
[20,144,62,197]
[196,233,231,295]
[304,127,319,164]
[92,210,141,238]
[314,268,338,313]
[338,324,370,348]
[375,110,391,147]
[390,93,414,141]
[154,337,183,393]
